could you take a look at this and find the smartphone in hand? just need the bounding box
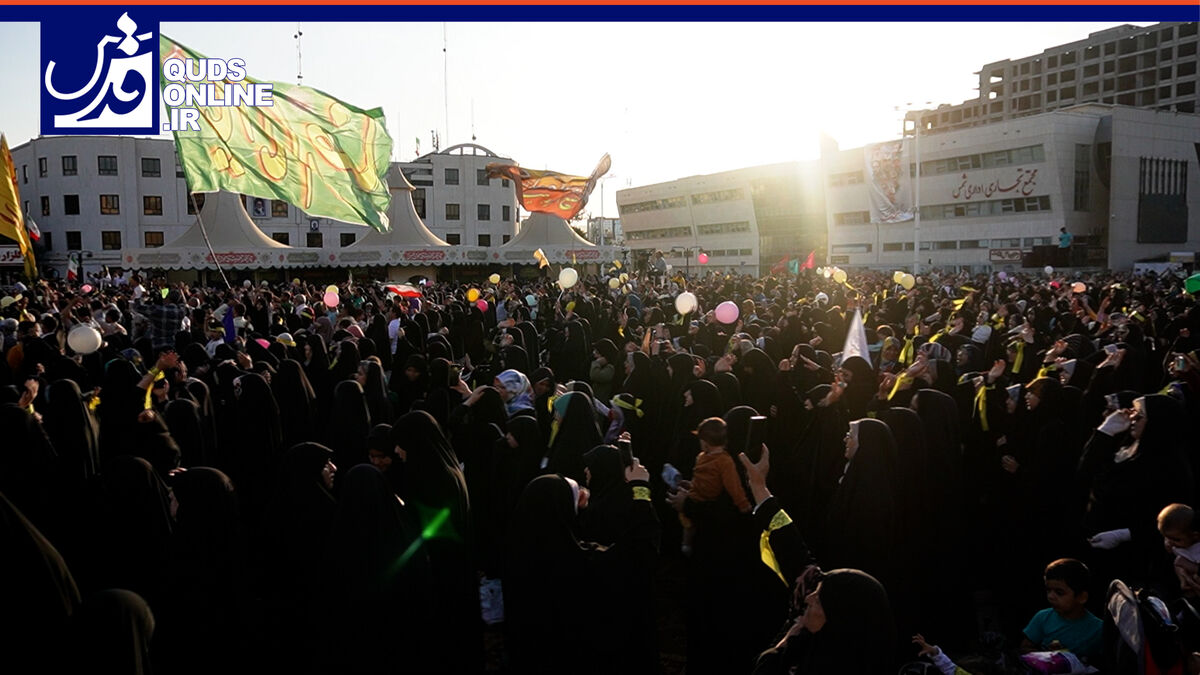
[744,416,767,463]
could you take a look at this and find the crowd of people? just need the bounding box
[2,262,1199,674]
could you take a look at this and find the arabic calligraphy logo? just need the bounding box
[43,12,155,132]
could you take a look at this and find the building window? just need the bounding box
[63,194,80,215]
[42,232,52,251]
[99,194,120,215]
[444,168,459,185]
[934,241,958,250]
[142,195,163,215]
[98,155,118,176]
[502,205,511,221]
[186,193,206,215]
[413,188,426,218]
[23,200,28,214]
[446,203,460,220]
[141,157,161,177]
[831,243,872,254]
[101,231,122,250]
[959,240,989,249]
[176,163,185,178]
[62,155,77,176]
[22,166,27,183]
[882,242,904,252]
[306,232,323,248]
[40,196,49,216]
[271,232,290,245]
[144,231,164,248]
[696,221,751,235]
[66,231,82,250]
[272,200,289,217]
[477,204,490,220]
[619,196,688,214]
[829,171,865,186]
[625,226,695,241]
[691,188,745,204]
[477,169,489,186]
[340,233,356,247]
[502,234,511,243]
[446,233,461,245]
[478,234,491,246]
[38,157,47,177]
[1074,144,1091,211]
[833,211,870,225]
[502,179,510,188]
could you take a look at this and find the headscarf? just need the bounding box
[547,391,602,483]
[496,369,535,415]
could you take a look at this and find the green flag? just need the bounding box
[161,35,392,232]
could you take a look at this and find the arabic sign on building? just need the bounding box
[989,248,1023,263]
[952,168,1038,201]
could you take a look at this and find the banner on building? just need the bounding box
[864,140,913,224]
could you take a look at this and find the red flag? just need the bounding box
[769,255,789,275]
[801,250,815,270]
[487,154,610,221]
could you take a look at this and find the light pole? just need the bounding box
[900,102,931,275]
[598,174,619,246]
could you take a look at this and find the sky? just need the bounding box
[0,20,1159,218]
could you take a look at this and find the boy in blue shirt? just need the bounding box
[1021,558,1104,662]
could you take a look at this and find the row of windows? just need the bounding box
[915,144,1045,177]
[30,193,183,217]
[833,211,870,225]
[441,203,512,221]
[625,225,694,241]
[700,248,753,258]
[993,24,1196,81]
[438,233,510,246]
[920,195,1052,220]
[874,236,1068,252]
[695,221,751,235]
[25,155,174,182]
[828,171,864,186]
[619,196,688,214]
[691,188,744,205]
[441,168,509,188]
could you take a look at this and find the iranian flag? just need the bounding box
[66,253,79,281]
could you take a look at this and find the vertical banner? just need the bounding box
[865,140,913,224]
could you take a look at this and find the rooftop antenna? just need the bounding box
[471,99,476,142]
[442,23,449,144]
[294,23,303,85]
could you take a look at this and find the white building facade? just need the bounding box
[826,104,1200,272]
[616,163,826,276]
[396,143,519,248]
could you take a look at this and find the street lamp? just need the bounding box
[597,174,619,246]
[899,102,931,275]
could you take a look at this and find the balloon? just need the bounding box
[613,260,622,269]
[715,301,739,324]
[893,271,905,284]
[488,273,501,285]
[476,299,489,312]
[619,273,628,284]
[243,280,252,288]
[822,267,833,279]
[997,271,1009,280]
[1044,266,1054,275]
[467,288,480,302]
[80,284,93,294]
[292,278,300,286]
[1071,282,1087,294]
[67,325,102,355]
[526,294,537,306]
[832,268,847,284]
[558,267,579,289]
[323,291,340,307]
[675,291,698,315]
[608,277,621,289]
[900,273,916,290]
[326,284,339,294]
[698,253,709,265]
[160,288,169,299]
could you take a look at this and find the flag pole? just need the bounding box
[190,192,232,289]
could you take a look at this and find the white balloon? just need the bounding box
[67,325,103,355]
[558,267,579,289]
[1044,265,1054,275]
[675,291,698,315]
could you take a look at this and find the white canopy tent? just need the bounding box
[497,212,620,266]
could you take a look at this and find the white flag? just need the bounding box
[842,308,870,362]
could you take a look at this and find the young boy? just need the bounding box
[1021,558,1104,662]
[678,417,751,555]
[1158,503,1200,593]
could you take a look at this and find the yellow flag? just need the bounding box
[0,135,36,278]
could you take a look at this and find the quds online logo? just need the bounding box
[41,10,160,135]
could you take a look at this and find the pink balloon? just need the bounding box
[475,299,488,312]
[80,284,93,293]
[715,301,739,324]
[698,253,709,265]
[323,291,340,307]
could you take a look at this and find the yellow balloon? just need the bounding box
[619,273,629,284]
[488,273,501,285]
[613,260,622,269]
[832,268,847,284]
[325,285,339,294]
[893,271,905,284]
[467,288,480,302]
[900,273,916,290]
[608,277,621,289]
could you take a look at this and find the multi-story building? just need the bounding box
[585,216,623,246]
[7,136,522,277]
[826,104,1200,272]
[910,21,1197,134]
[396,143,520,248]
[615,163,826,276]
